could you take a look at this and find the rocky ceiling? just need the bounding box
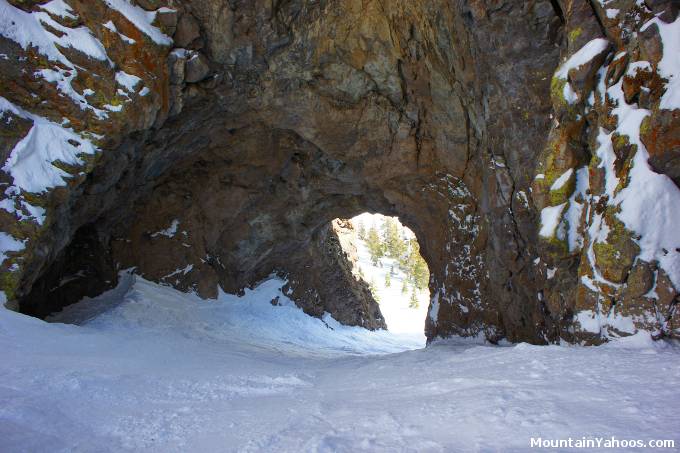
[1,0,678,344]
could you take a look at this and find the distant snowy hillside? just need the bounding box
[350,213,429,342]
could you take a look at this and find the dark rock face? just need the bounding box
[282,219,386,330]
[644,109,680,186]
[1,0,678,343]
[19,225,117,319]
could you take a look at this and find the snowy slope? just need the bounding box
[47,273,424,357]
[1,274,679,452]
[355,240,429,338]
[350,213,429,342]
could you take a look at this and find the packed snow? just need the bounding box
[588,47,680,292]
[1,3,680,451]
[0,232,24,264]
[0,0,170,120]
[103,0,173,46]
[608,68,680,291]
[0,0,117,118]
[104,21,137,45]
[0,0,110,66]
[554,37,610,105]
[555,38,610,79]
[115,71,143,92]
[0,97,97,196]
[564,166,589,252]
[1,273,679,452]
[541,28,680,336]
[539,202,566,238]
[0,95,98,268]
[549,168,573,191]
[40,0,77,20]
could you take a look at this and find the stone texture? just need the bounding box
[643,110,680,187]
[7,0,49,12]
[532,0,680,342]
[174,13,201,48]
[155,7,179,36]
[282,219,386,330]
[136,0,162,11]
[168,50,187,84]
[625,261,655,299]
[1,0,679,344]
[184,52,210,83]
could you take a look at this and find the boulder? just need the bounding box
[167,49,187,84]
[155,7,178,35]
[174,13,201,48]
[184,52,209,83]
[135,0,162,10]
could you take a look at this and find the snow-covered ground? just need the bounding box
[351,213,429,342]
[1,274,679,452]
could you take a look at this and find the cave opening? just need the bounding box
[343,213,430,340]
[28,211,435,352]
[11,117,460,343]
[18,211,434,355]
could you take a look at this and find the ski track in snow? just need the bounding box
[0,275,679,452]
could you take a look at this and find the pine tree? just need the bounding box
[393,235,407,261]
[409,287,419,309]
[385,272,391,287]
[396,236,414,273]
[382,218,396,255]
[366,226,384,265]
[401,280,408,294]
[357,220,366,240]
[402,238,429,290]
[383,218,407,259]
[397,252,409,273]
[412,257,428,290]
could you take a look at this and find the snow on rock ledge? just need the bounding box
[0,0,173,301]
[533,1,680,343]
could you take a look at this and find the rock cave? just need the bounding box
[2,0,680,346]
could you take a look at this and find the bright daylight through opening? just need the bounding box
[344,213,430,345]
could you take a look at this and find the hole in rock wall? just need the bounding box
[20,211,433,349]
[342,213,430,339]
[19,224,118,319]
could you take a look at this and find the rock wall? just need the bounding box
[0,0,678,343]
[531,0,680,343]
[282,219,386,330]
